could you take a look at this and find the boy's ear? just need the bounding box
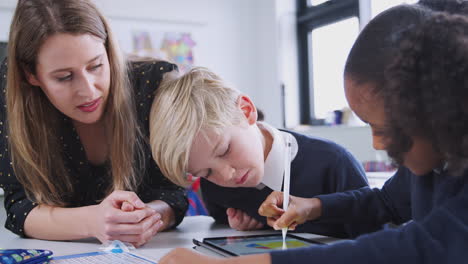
[237,95,257,125]
[25,71,41,87]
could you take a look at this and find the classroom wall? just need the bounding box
[0,0,381,163]
[295,125,389,164]
[0,0,288,128]
[0,6,13,41]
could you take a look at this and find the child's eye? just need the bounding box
[372,128,389,137]
[373,131,385,136]
[220,144,230,157]
[90,63,103,71]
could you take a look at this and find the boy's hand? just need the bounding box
[227,208,264,231]
[258,191,322,230]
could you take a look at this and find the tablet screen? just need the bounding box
[202,234,321,256]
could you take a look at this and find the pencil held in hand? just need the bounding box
[282,134,293,243]
[259,191,321,231]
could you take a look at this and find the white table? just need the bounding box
[0,196,342,262]
[0,216,341,261]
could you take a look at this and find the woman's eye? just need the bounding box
[57,74,72,82]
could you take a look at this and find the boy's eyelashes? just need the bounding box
[220,144,231,157]
[191,169,212,179]
[194,144,230,179]
[90,63,103,71]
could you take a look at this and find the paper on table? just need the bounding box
[51,240,156,264]
[51,251,156,264]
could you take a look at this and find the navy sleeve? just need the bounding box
[0,59,38,237]
[271,179,468,264]
[317,146,379,237]
[316,167,412,236]
[200,179,229,225]
[328,148,368,192]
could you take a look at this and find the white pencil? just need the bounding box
[282,134,292,249]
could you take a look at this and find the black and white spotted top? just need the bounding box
[0,59,187,237]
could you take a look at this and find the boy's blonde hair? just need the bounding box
[150,67,244,187]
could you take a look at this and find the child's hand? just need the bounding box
[258,191,322,230]
[88,190,164,248]
[160,248,224,264]
[160,248,271,264]
[226,208,264,231]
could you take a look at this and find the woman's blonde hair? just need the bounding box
[7,0,143,205]
[150,67,243,187]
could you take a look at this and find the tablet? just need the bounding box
[193,233,323,257]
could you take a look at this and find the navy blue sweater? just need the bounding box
[271,167,468,264]
[201,130,370,238]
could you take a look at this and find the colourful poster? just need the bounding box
[132,31,196,73]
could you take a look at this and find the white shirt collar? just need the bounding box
[256,122,298,191]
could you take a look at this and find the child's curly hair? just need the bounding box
[384,11,468,174]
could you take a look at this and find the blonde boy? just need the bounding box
[150,67,369,237]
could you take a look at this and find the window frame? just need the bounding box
[297,0,360,124]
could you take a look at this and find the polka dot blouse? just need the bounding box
[0,59,188,237]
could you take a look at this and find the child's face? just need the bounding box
[345,77,442,175]
[187,120,266,188]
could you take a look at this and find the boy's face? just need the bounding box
[187,120,266,188]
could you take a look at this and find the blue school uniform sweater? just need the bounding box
[271,167,468,264]
[201,130,371,238]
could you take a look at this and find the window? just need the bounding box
[310,17,358,119]
[371,0,418,17]
[307,0,330,6]
[297,0,419,125]
[297,0,360,124]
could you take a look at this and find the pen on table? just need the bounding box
[282,134,292,248]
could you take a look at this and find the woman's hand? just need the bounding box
[226,208,264,231]
[258,191,322,230]
[88,190,164,247]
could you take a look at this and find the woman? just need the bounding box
[0,0,187,247]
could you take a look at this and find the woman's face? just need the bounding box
[344,76,442,176]
[27,33,111,125]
